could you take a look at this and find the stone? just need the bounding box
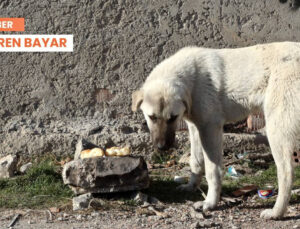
[231,226,241,229]
[19,162,33,174]
[191,220,216,228]
[74,138,100,160]
[91,212,100,217]
[193,201,205,211]
[178,152,190,165]
[190,207,205,219]
[199,221,215,228]
[221,196,241,205]
[0,155,18,178]
[148,196,163,206]
[75,215,83,221]
[148,206,169,218]
[88,198,106,209]
[63,156,149,194]
[72,193,93,211]
[132,191,149,205]
[191,222,200,229]
[291,188,300,195]
[49,207,60,213]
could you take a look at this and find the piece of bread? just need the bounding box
[80,148,105,159]
[105,146,131,157]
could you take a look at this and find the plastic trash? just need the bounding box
[226,166,242,179]
[258,185,274,199]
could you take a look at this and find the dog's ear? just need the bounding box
[132,90,143,112]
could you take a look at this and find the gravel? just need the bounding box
[1,202,300,229]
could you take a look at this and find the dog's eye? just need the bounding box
[149,115,157,121]
[167,115,178,123]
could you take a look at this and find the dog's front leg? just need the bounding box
[177,120,204,191]
[194,122,223,212]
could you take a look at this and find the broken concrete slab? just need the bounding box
[72,193,93,211]
[62,156,149,195]
[0,155,18,178]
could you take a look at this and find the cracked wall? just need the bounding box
[0,0,299,156]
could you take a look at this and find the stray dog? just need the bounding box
[132,42,300,219]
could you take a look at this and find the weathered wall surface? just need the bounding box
[0,0,299,157]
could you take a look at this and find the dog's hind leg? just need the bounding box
[260,111,296,219]
[260,78,298,219]
[194,121,223,211]
[177,121,204,191]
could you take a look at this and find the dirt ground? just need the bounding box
[1,196,300,229]
[1,125,299,229]
[1,131,300,229]
[1,158,300,229]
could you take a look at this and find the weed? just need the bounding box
[151,149,180,164]
[147,163,300,203]
[0,158,73,209]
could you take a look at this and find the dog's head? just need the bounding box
[132,82,191,150]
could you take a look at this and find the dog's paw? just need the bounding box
[260,209,282,220]
[193,201,216,212]
[176,183,197,192]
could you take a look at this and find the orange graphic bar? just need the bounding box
[0,18,24,32]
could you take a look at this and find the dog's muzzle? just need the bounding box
[153,132,175,150]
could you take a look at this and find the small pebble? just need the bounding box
[191,222,200,229]
[231,226,240,229]
[91,212,100,217]
[76,215,83,221]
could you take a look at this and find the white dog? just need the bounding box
[132,42,300,219]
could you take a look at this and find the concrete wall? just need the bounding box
[0,0,299,157]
